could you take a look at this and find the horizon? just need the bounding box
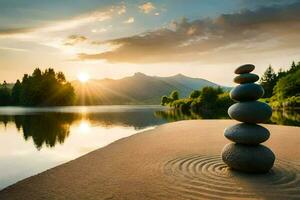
[1,0,300,86]
[2,71,232,86]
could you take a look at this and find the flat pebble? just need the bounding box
[228,101,272,123]
[230,83,264,102]
[224,123,270,145]
[234,73,259,84]
[234,64,255,74]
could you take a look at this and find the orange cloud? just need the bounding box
[139,2,155,14]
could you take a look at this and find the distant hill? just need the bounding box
[72,73,230,105]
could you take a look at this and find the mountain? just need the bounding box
[72,73,229,105]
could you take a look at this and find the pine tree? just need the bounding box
[11,80,22,105]
[260,65,277,98]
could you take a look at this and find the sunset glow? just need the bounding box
[78,73,90,83]
[78,120,91,133]
[0,1,299,86]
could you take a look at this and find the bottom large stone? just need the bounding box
[222,143,275,173]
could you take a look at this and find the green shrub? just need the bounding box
[189,90,201,99]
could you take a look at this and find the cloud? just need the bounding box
[139,2,155,14]
[91,25,112,34]
[78,1,300,63]
[91,28,107,33]
[124,17,135,24]
[118,4,126,15]
[64,35,87,46]
[0,27,35,36]
[0,46,28,52]
[0,6,124,38]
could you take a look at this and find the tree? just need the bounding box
[170,90,179,101]
[32,68,42,78]
[290,61,297,72]
[0,81,11,106]
[277,68,286,80]
[56,72,66,83]
[161,96,170,105]
[189,90,201,99]
[216,92,234,108]
[200,87,219,104]
[273,68,300,100]
[17,68,75,106]
[11,80,22,105]
[288,61,300,74]
[260,65,277,98]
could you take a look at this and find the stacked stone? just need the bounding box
[221,64,275,173]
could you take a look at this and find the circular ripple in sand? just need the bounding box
[163,155,300,200]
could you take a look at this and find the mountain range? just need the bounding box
[72,73,229,105]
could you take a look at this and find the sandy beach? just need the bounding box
[0,120,299,200]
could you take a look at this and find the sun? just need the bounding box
[78,73,90,83]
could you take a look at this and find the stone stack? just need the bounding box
[222,64,275,173]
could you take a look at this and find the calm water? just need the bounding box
[0,106,299,190]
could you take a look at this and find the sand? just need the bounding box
[0,120,299,200]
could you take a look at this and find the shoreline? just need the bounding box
[1,120,300,199]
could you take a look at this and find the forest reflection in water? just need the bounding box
[270,109,300,126]
[0,110,166,150]
[0,106,167,189]
[155,108,300,127]
[0,108,299,151]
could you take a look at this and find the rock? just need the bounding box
[228,101,272,123]
[230,83,264,102]
[234,64,255,74]
[234,73,259,84]
[221,143,275,173]
[224,123,270,144]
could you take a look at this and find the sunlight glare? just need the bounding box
[78,73,90,83]
[79,120,91,133]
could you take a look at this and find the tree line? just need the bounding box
[260,61,300,108]
[0,68,75,106]
[161,86,234,113]
[161,60,300,112]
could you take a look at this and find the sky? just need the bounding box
[0,0,300,86]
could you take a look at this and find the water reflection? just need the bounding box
[0,108,166,150]
[1,108,299,151]
[155,109,300,127]
[271,110,300,126]
[1,114,74,150]
[0,106,166,189]
[78,120,91,133]
[0,108,299,152]
[155,109,230,122]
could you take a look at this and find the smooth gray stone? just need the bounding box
[224,123,270,144]
[234,73,259,84]
[234,64,255,74]
[222,143,275,173]
[230,83,264,101]
[228,101,272,123]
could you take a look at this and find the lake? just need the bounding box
[0,105,299,190]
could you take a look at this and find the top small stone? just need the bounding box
[234,64,255,74]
